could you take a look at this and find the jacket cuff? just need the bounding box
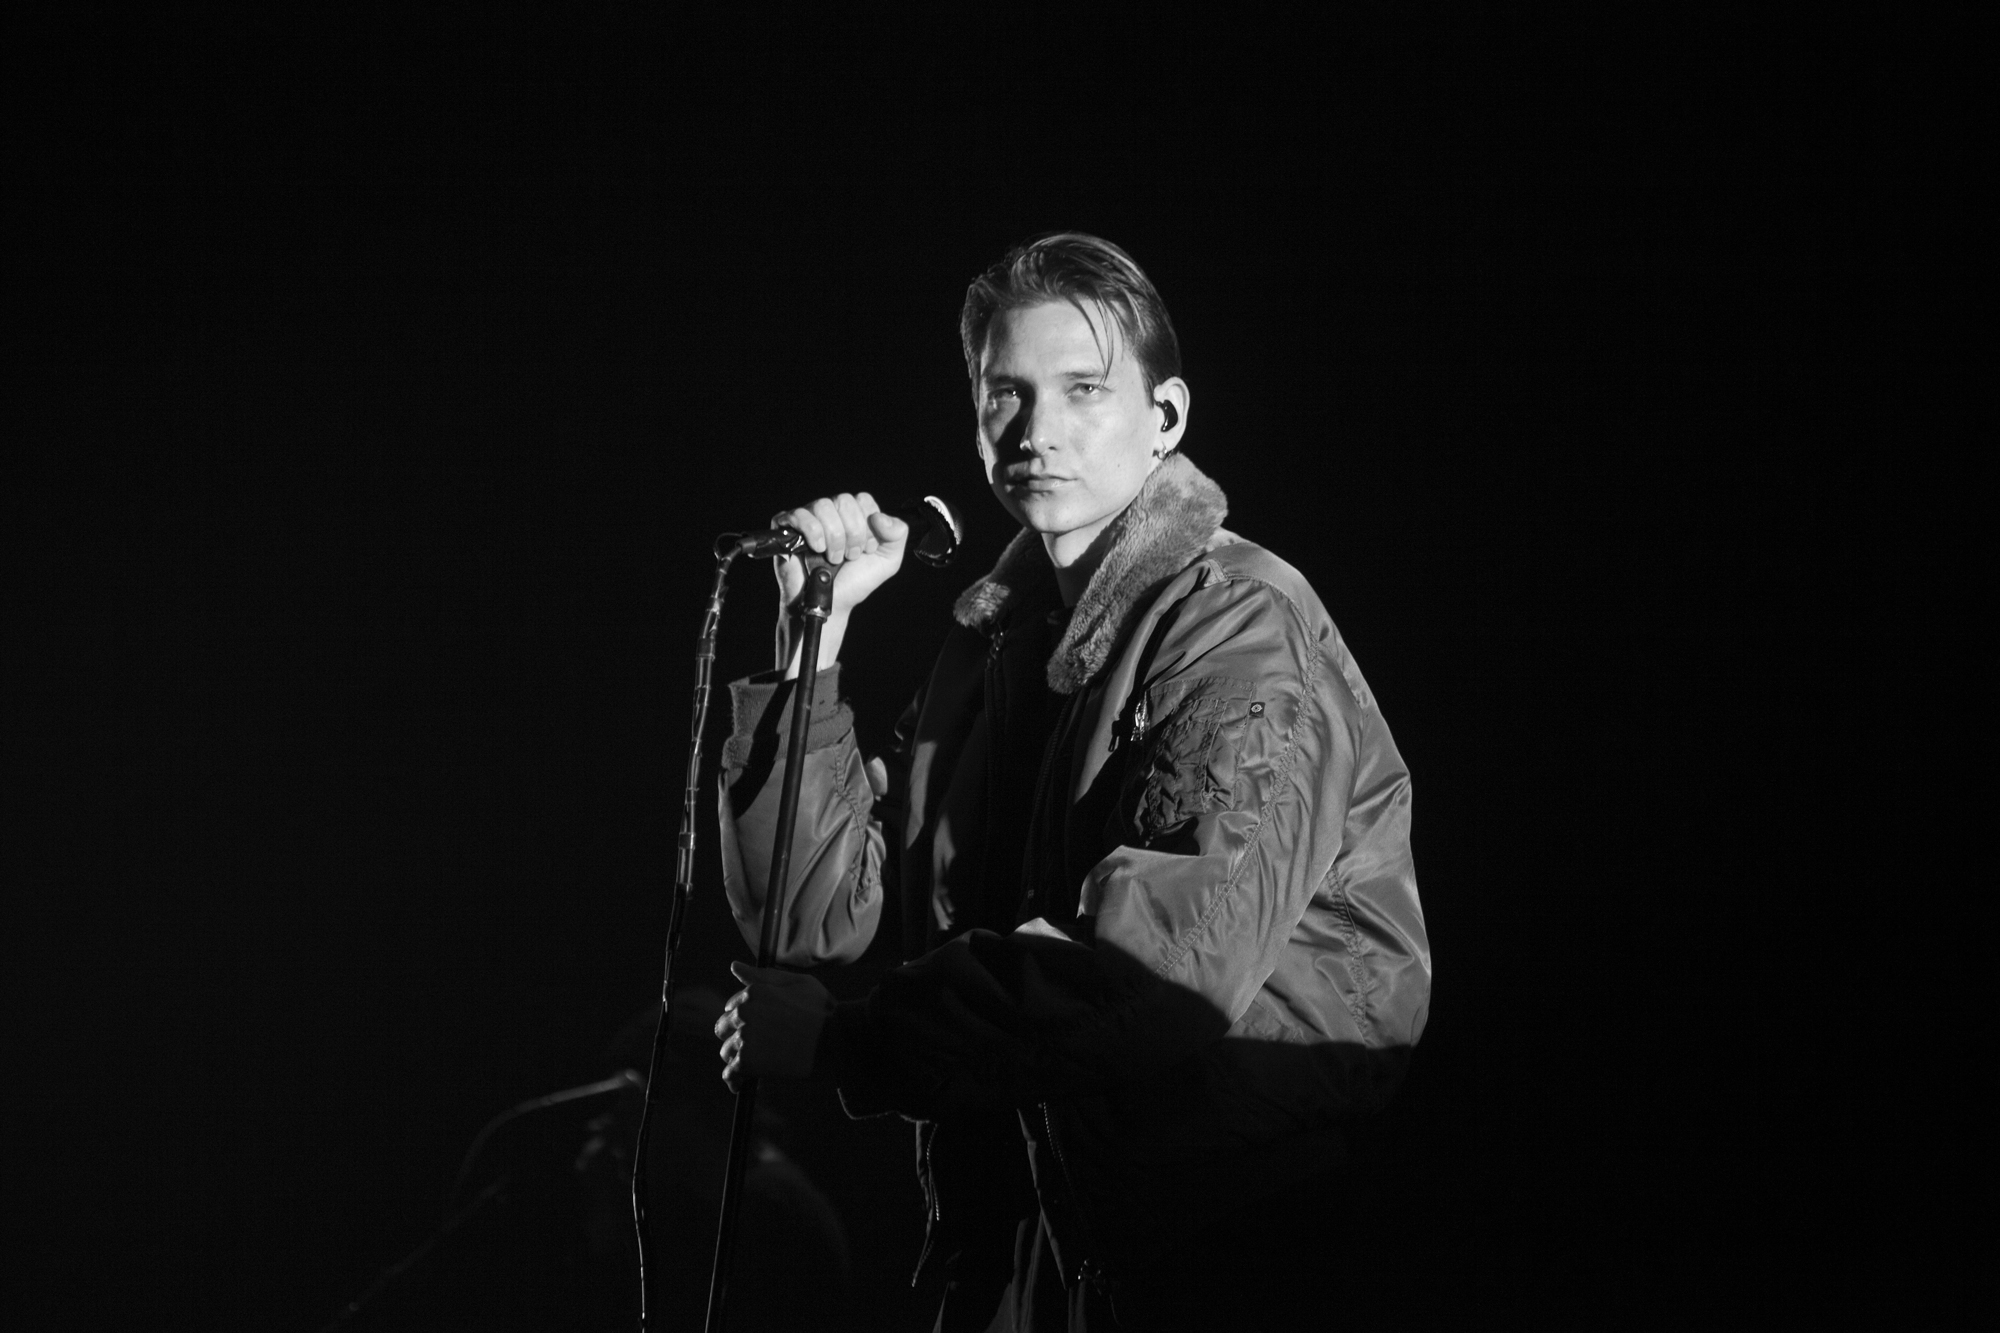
[724,667,850,766]
[824,999,903,1120]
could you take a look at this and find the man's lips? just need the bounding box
[1004,473,1071,492]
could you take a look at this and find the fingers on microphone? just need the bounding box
[792,494,886,564]
[856,491,887,543]
[806,496,847,562]
[833,493,871,560]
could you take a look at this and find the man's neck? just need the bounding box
[1044,524,1116,607]
[1049,557,1087,607]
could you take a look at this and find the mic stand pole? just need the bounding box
[703,557,836,1333]
[632,547,736,1332]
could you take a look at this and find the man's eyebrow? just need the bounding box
[979,364,1114,385]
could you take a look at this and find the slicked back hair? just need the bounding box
[960,233,1182,399]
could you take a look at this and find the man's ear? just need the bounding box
[1153,377,1192,455]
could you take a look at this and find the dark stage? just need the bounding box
[7,7,1958,1329]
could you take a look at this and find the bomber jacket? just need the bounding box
[717,453,1429,1286]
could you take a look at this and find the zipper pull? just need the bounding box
[1110,692,1149,754]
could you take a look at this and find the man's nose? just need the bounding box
[1017,404,1052,455]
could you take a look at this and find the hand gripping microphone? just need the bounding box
[715,495,966,568]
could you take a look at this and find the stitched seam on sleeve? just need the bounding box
[1153,578,1322,980]
[832,746,879,907]
[1324,870,1382,1049]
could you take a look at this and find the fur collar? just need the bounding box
[951,452,1229,694]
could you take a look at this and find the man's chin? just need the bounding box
[992,491,1117,550]
[992,490,1061,533]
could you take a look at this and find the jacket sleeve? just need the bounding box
[716,666,888,965]
[826,572,1426,1120]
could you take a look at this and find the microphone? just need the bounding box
[717,495,966,568]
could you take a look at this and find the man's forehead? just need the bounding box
[980,299,1127,379]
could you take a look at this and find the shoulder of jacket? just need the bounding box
[1110,537,1334,692]
[1172,530,1328,621]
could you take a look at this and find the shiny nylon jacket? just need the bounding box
[717,456,1429,1286]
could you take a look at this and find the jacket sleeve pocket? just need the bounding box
[1120,680,1261,848]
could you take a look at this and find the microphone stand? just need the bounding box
[631,545,737,1332]
[631,501,956,1331]
[702,557,836,1333]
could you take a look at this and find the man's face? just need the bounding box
[976,300,1168,566]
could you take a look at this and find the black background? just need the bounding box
[7,6,1964,1330]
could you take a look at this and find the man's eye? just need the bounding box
[1071,382,1103,396]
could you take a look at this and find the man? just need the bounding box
[713,233,1428,1330]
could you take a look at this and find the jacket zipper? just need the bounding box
[1040,1100,1102,1286]
[998,623,1102,1282]
[911,1122,941,1285]
[910,625,1008,1285]
[985,627,1007,744]
[979,627,1008,923]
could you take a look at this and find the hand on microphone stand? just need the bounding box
[713,961,834,1094]
[766,491,908,678]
